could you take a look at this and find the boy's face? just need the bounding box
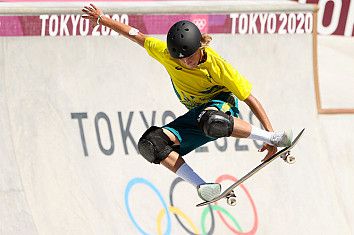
[178,49,201,69]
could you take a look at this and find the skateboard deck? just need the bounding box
[196,128,305,207]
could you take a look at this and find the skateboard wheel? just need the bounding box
[285,156,296,164]
[281,151,290,160]
[227,197,237,206]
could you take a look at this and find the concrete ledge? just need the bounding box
[0,1,318,15]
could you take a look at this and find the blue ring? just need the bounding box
[124,178,172,235]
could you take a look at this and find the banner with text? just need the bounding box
[0,13,314,36]
[296,0,353,36]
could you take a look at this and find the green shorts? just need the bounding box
[163,92,239,156]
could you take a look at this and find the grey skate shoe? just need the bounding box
[270,130,293,147]
[197,183,221,201]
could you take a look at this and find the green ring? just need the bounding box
[201,205,243,234]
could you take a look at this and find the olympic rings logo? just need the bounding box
[124,175,258,235]
[193,19,207,30]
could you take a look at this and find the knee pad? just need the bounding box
[138,126,174,164]
[197,110,234,138]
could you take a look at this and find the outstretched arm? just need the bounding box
[244,94,273,132]
[82,4,147,47]
[244,94,277,161]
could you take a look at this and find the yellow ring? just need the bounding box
[157,206,199,235]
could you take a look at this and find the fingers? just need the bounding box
[261,153,271,162]
[82,5,95,14]
[81,5,96,21]
[82,8,93,18]
[259,144,277,162]
[261,150,273,162]
[82,4,102,20]
[81,9,91,20]
[82,4,98,12]
[90,4,98,10]
[83,6,91,12]
[262,153,273,162]
[258,145,267,152]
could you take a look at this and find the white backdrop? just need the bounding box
[0,32,353,234]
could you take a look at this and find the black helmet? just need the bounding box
[167,20,202,59]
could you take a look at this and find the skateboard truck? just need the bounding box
[226,190,237,206]
[280,151,296,164]
[224,152,295,207]
[224,151,295,207]
[196,129,305,207]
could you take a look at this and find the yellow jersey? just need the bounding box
[144,37,252,109]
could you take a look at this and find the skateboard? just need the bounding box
[196,128,305,207]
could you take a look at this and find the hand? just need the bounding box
[81,4,104,26]
[259,144,277,162]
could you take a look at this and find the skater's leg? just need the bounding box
[199,106,291,147]
[138,126,207,187]
[161,128,206,187]
[231,118,292,147]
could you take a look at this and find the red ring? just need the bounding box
[215,174,258,235]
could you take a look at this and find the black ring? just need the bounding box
[169,177,215,235]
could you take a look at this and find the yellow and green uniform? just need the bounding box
[144,37,253,155]
[144,37,252,110]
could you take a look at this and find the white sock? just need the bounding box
[248,125,274,145]
[175,163,206,187]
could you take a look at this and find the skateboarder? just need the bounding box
[82,4,292,201]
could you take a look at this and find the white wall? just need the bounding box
[0,33,353,234]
